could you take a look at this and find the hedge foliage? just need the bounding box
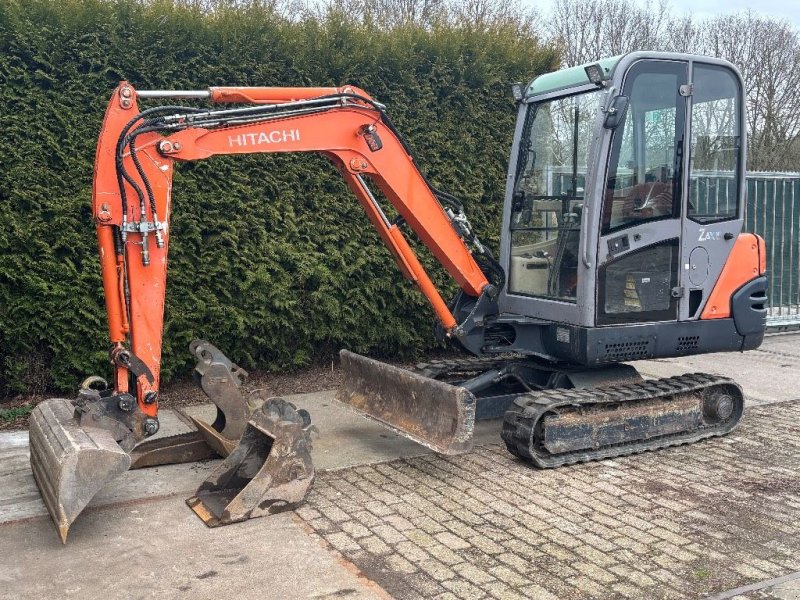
[0,0,557,395]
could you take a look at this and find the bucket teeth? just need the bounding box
[337,350,476,455]
[29,399,131,543]
[187,397,315,527]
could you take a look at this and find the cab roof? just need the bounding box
[526,55,622,98]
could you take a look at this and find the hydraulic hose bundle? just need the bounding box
[113,91,506,306]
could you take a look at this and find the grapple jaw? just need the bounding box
[28,399,132,543]
[187,397,316,527]
[337,349,476,455]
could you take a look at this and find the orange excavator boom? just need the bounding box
[30,82,498,541]
[94,82,492,415]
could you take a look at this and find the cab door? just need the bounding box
[680,62,745,320]
[596,60,689,325]
[502,86,606,326]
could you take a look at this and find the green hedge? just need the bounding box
[0,0,557,395]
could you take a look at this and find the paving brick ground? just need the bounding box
[298,400,800,600]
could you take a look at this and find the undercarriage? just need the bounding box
[338,352,744,467]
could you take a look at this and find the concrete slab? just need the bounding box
[0,404,217,524]
[0,430,27,449]
[182,390,504,470]
[0,440,218,524]
[706,570,800,599]
[766,576,800,600]
[0,496,385,600]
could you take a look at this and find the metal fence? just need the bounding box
[745,172,800,328]
[548,168,800,327]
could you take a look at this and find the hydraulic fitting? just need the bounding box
[141,231,150,266]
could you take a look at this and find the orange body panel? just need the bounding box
[92,82,488,412]
[701,233,766,319]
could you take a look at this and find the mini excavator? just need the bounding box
[30,52,767,542]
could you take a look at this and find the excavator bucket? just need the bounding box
[186,398,315,527]
[29,340,262,543]
[337,350,476,455]
[28,399,131,544]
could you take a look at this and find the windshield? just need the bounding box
[508,89,603,301]
[513,90,603,201]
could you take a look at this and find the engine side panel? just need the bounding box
[701,233,766,319]
[538,317,762,365]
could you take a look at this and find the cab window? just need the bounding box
[509,89,603,301]
[602,61,687,233]
[688,65,741,223]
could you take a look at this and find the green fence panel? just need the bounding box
[745,173,800,325]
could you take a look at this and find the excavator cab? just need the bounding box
[503,53,757,338]
[29,52,766,542]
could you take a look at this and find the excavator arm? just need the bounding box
[93,82,494,419]
[30,81,499,542]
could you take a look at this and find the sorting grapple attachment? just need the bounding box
[338,349,476,455]
[29,399,131,544]
[129,339,250,469]
[187,397,315,527]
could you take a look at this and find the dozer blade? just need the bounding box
[29,399,131,543]
[186,398,315,527]
[338,349,476,455]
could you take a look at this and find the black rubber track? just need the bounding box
[500,372,744,468]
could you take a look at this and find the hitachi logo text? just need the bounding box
[228,129,301,147]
